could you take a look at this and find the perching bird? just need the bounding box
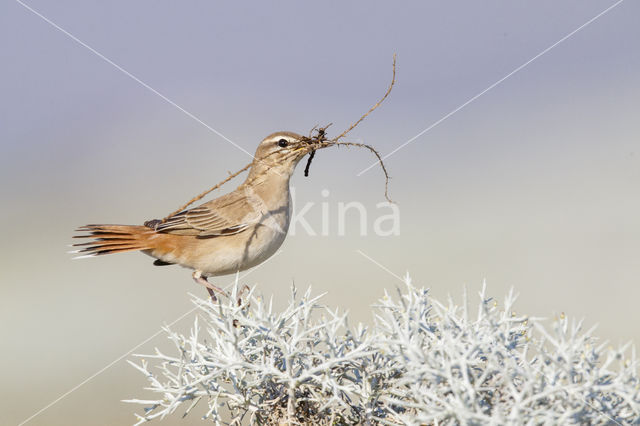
[73,132,325,299]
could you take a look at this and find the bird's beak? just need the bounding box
[296,138,330,153]
[293,142,321,161]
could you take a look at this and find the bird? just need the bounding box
[73,131,325,300]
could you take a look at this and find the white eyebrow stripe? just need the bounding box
[265,135,296,143]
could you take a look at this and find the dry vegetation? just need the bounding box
[126,277,640,425]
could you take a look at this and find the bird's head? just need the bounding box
[249,131,328,177]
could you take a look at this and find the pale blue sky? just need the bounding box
[1,1,639,424]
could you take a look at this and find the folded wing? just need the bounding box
[156,191,260,237]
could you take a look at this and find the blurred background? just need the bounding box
[1,0,639,424]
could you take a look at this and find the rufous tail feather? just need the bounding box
[72,224,156,257]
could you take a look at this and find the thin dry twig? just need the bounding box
[302,123,331,177]
[301,138,393,203]
[159,162,253,222]
[330,54,396,142]
[303,149,316,178]
[334,141,392,202]
[301,54,396,201]
[154,55,397,225]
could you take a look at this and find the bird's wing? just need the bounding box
[155,190,260,236]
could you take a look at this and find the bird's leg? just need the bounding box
[192,271,226,301]
[206,288,217,302]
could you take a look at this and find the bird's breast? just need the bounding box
[190,187,292,276]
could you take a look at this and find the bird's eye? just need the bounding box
[278,138,289,148]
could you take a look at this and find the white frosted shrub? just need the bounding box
[126,276,640,425]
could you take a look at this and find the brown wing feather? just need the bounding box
[156,190,259,236]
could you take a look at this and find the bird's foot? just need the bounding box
[192,271,227,302]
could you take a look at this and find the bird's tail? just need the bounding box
[72,224,156,258]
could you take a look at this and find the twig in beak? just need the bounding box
[334,141,392,202]
[157,56,397,225]
[304,149,316,177]
[301,55,397,202]
[302,123,331,178]
[331,54,396,143]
